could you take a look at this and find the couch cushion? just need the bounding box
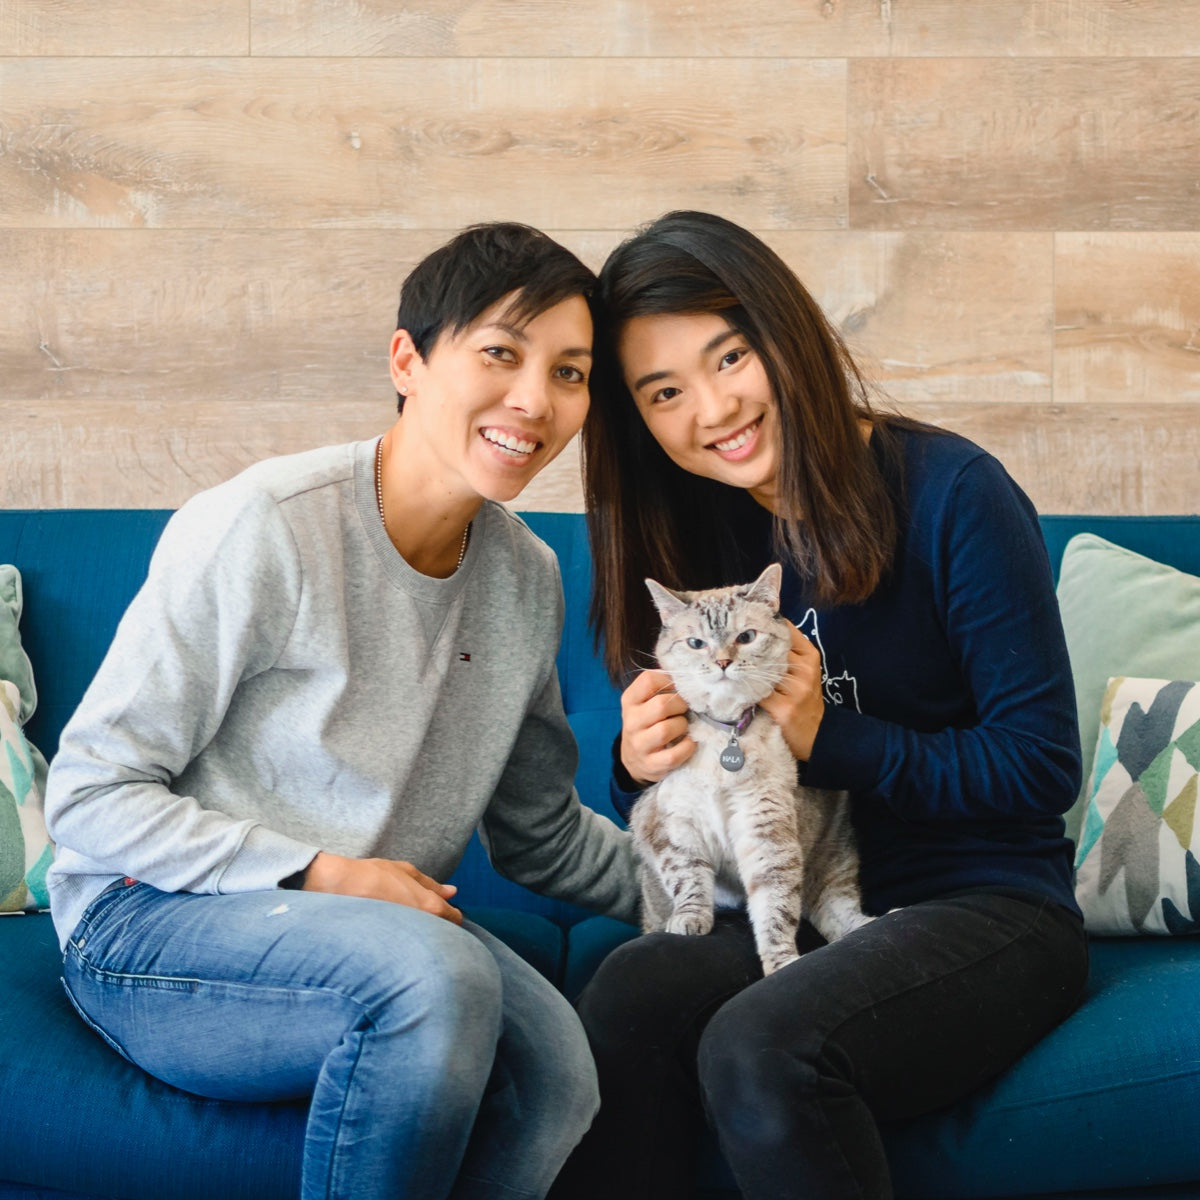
[883,938,1200,1197]
[0,913,305,1200]
[0,907,566,1198]
[0,1178,114,1199]
[0,511,174,761]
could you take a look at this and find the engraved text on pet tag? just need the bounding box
[719,734,745,772]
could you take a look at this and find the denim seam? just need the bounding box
[69,877,146,941]
[322,1017,373,1200]
[68,933,392,1017]
[59,975,140,1064]
[69,947,374,1006]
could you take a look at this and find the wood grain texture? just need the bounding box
[4,4,1196,520]
[1056,233,1200,405]
[908,402,1200,516]
[250,0,892,57]
[1,227,1051,419]
[0,57,845,230]
[2,228,1189,512]
[883,0,1200,56]
[248,0,1200,58]
[0,397,384,508]
[0,1,249,55]
[849,58,1200,230]
[0,396,581,513]
[0,227,602,509]
[6,397,1194,515]
[768,232,1053,405]
[0,230,447,406]
[0,225,1163,513]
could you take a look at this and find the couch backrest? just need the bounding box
[4,509,1199,925]
[0,510,174,761]
[1038,515,1200,585]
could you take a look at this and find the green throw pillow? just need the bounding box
[0,564,37,725]
[1057,534,1200,845]
[0,679,53,912]
[1074,676,1200,934]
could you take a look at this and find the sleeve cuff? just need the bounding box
[610,732,643,823]
[216,825,320,895]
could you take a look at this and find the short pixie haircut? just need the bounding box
[394,222,597,410]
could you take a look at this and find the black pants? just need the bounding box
[551,892,1088,1200]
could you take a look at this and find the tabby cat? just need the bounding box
[630,564,872,975]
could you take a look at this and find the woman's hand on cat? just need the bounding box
[620,668,697,786]
[758,622,825,762]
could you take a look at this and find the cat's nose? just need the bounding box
[716,658,732,671]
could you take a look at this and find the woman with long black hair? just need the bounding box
[553,211,1088,1200]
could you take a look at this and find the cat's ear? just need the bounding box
[744,563,783,610]
[645,578,689,622]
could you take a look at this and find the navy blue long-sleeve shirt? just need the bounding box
[615,424,1082,916]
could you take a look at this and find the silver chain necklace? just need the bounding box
[375,436,470,571]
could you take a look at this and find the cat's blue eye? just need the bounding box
[687,637,706,650]
[735,630,757,645]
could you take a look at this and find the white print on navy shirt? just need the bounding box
[795,608,861,712]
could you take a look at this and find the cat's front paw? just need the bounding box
[825,911,875,940]
[665,911,714,937]
[813,904,876,943]
[761,951,800,975]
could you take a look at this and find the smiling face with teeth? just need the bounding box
[618,310,782,512]
[389,291,593,508]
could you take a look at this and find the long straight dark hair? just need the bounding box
[586,210,901,681]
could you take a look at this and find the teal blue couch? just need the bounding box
[2,509,1200,1200]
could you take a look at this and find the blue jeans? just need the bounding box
[62,882,598,1200]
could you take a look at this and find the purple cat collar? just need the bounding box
[695,705,757,735]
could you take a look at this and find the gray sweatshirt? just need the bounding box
[45,439,638,947]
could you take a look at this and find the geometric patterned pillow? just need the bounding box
[1074,676,1200,935]
[0,679,53,912]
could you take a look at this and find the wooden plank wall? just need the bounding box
[2,0,1198,514]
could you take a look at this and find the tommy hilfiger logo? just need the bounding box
[459,653,472,662]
